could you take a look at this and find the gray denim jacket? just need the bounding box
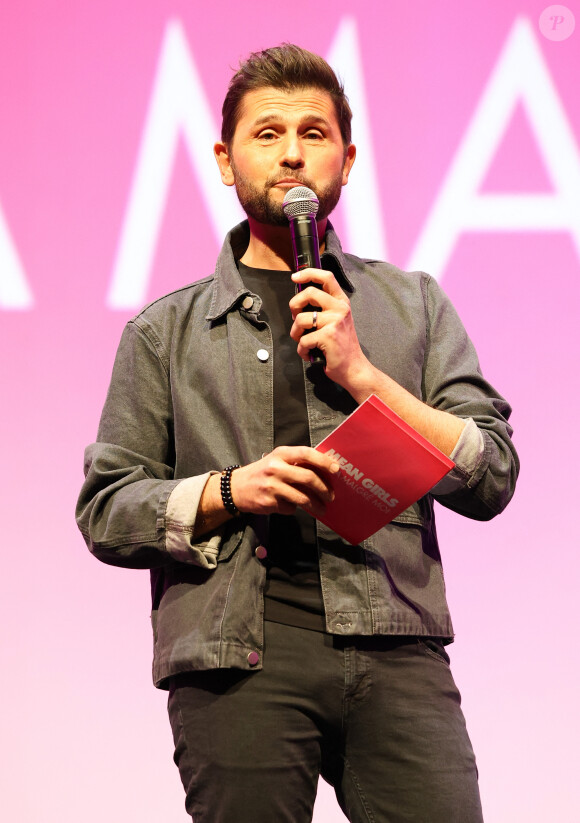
[76,222,518,687]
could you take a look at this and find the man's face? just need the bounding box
[214,86,355,226]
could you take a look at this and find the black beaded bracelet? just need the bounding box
[220,465,240,516]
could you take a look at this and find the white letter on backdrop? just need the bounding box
[407,16,580,279]
[107,20,243,309]
[327,17,388,261]
[0,202,32,309]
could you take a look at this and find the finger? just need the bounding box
[272,445,340,478]
[290,268,330,288]
[290,309,327,337]
[294,334,325,363]
[291,268,344,298]
[290,287,351,320]
[269,459,336,503]
[254,448,338,492]
[284,485,332,517]
[267,448,341,500]
[289,286,333,316]
[289,320,324,346]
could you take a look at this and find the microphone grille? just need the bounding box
[282,186,320,218]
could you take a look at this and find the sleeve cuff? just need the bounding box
[431,418,484,496]
[164,472,222,568]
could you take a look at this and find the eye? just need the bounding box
[304,130,324,140]
[257,130,277,141]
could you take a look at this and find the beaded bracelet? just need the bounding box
[220,465,240,516]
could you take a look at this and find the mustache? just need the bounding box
[267,173,313,188]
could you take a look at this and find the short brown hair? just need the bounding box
[221,44,352,147]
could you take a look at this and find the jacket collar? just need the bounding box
[206,220,355,322]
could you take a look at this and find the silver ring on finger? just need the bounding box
[311,310,318,330]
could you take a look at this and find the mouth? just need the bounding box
[271,178,306,188]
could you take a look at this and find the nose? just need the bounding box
[280,134,304,169]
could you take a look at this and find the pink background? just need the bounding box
[1,2,578,820]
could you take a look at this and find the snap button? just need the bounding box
[255,545,268,560]
[333,620,352,632]
[242,296,254,310]
[257,349,269,362]
[247,651,260,666]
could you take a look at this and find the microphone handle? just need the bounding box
[288,214,325,367]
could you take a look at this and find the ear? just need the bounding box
[214,142,235,186]
[341,144,356,186]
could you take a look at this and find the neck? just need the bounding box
[240,217,327,270]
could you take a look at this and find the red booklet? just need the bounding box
[315,394,455,544]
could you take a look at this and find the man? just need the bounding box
[77,44,518,823]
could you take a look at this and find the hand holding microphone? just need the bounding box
[283,185,370,391]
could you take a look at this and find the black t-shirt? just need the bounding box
[238,262,325,631]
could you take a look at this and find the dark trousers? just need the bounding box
[167,620,484,823]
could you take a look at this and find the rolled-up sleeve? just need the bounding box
[164,474,223,568]
[422,276,519,520]
[430,418,484,495]
[75,320,223,569]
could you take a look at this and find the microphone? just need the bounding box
[282,186,325,367]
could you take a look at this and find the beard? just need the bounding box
[230,163,344,226]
